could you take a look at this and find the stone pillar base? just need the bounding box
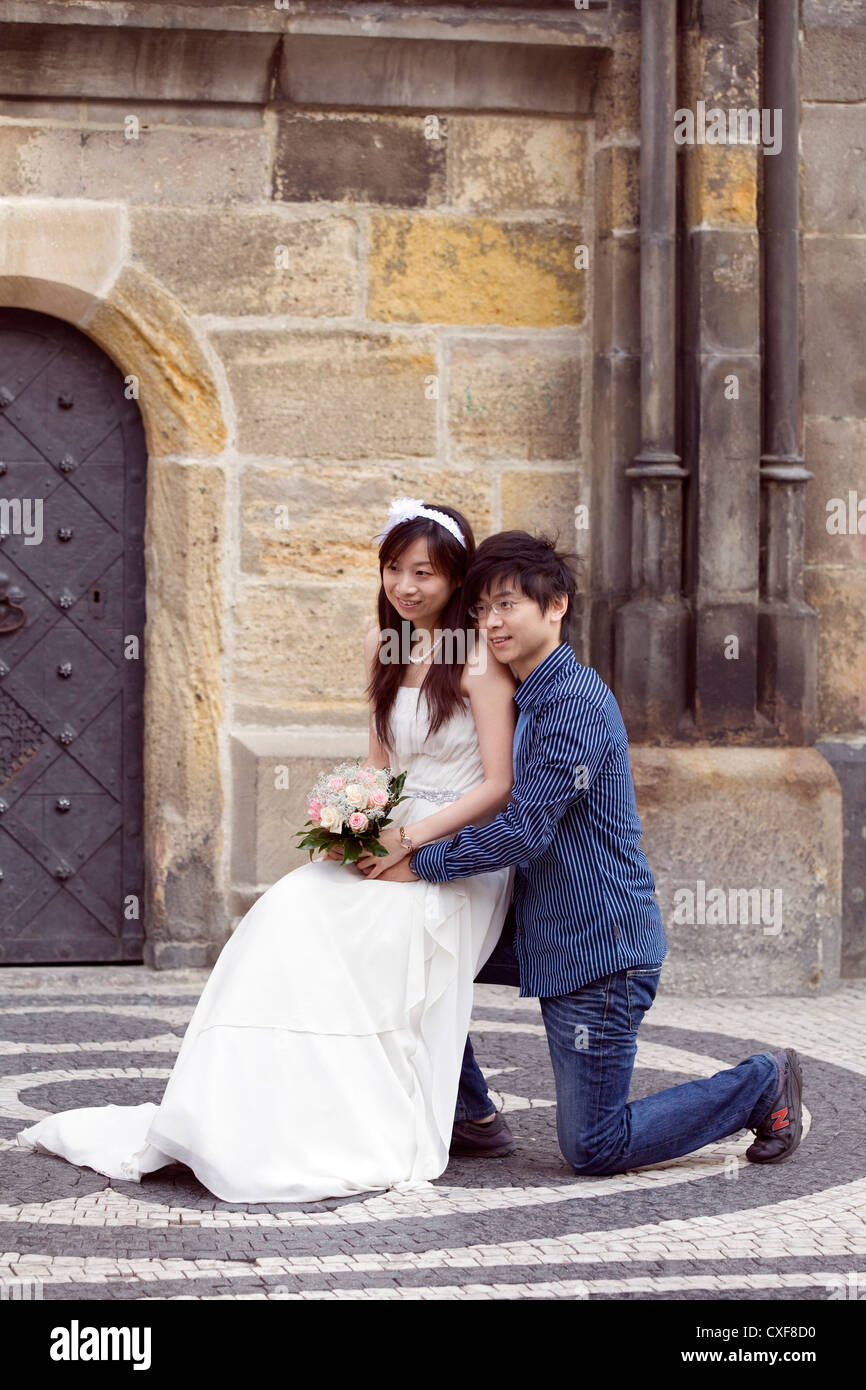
[613,596,689,739]
[230,728,368,917]
[631,746,842,995]
[815,736,866,979]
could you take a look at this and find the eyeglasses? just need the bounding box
[467,598,528,621]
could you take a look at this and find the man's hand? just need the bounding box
[363,856,419,883]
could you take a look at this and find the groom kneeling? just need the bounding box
[379,530,804,1176]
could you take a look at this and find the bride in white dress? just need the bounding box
[16,499,516,1203]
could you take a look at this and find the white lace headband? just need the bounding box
[374,496,467,549]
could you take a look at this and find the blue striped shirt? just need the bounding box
[411,642,667,998]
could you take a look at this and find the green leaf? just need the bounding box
[296,828,335,855]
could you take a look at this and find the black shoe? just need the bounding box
[746,1048,804,1164]
[450,1111,515,1158]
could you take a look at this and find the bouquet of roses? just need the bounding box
[295,761,408,866]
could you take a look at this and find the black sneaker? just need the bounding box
[450,1111,515,1158]
[746,1048,804,1164]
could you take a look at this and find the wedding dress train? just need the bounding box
[16,686,512,1202]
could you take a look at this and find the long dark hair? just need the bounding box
[368,503,476,753]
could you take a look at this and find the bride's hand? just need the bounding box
[357,825,408,879]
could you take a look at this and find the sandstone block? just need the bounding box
[682,229,760,352]
[814,736,866,977]
[804,567,866,735]
[232,731,369,888]
[594,144,639,230]
[239,461,494,578]
[273,112,447,207]
[594,231,640,355]
[367,214,585,328]
[0,201,125,324]
[801,23,866,102]
[594,29,641,141]
[210,328,437,458]
[0,124,267,203]
[86,266,227,457]
[804,238,866,418]
[448,337,583,463]
[500,468,588,544]
[804,417,866,567]
[130,208,358,317]
[632,746,841,994]
[232,579,376,721]
[144,458,227,948]
[683,146,757,229]
[447,115,586,214]
[803,105,866,234]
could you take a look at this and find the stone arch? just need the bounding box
[0,203,231,965]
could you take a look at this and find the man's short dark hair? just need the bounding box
[465,531,582,643]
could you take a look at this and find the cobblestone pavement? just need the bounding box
[0,967,864,1302]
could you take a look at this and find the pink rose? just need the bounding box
[348,812,369,833]
[308,800,322,822]
[368,789,388,808]
[328,777,345,791]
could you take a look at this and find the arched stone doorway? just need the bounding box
[0,307,146,962]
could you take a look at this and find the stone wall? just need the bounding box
[0,45,591,959]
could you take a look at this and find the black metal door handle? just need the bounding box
[0,594,25,634]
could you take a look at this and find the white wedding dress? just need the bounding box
[16,686,512,1202]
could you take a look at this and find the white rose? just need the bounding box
[344,784,366,808]
[319,805,341,831]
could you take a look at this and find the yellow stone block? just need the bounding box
[87,266,227,456]
[144,458,226,939]
[367,214,585,327]
[683,145,757,228]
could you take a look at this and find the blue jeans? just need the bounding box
[455,916,781,1175]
